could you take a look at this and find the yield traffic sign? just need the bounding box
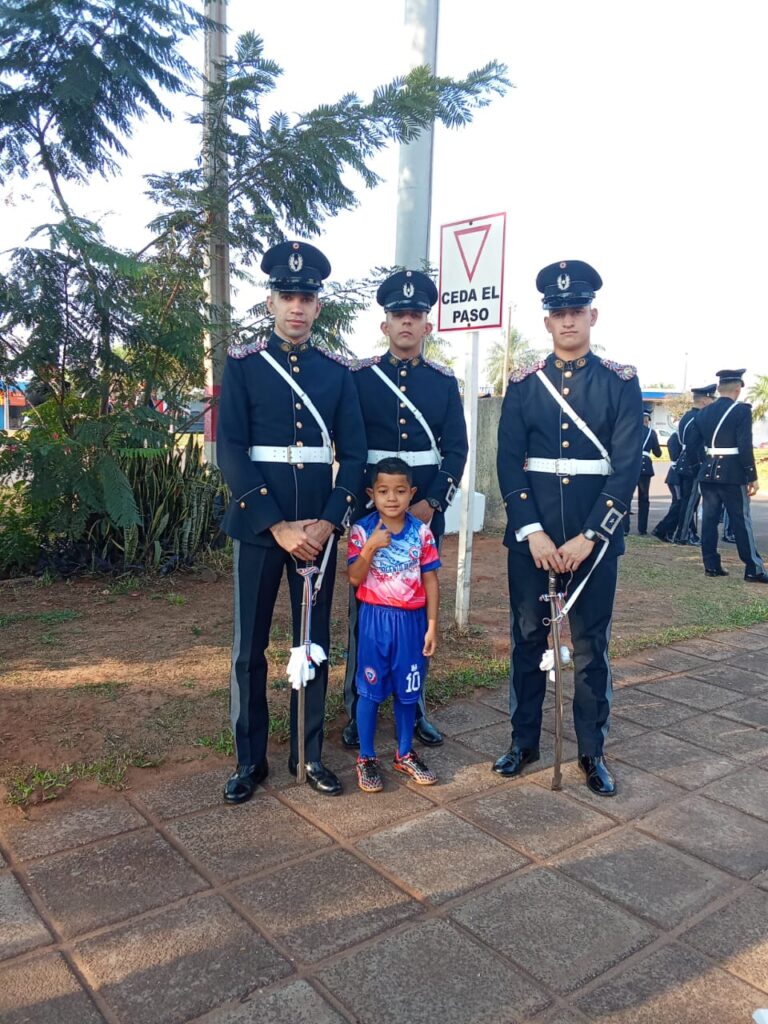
[438,212,506,332]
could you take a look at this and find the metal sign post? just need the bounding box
[439,212,506,630]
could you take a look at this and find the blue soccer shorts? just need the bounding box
[356,603,427,705]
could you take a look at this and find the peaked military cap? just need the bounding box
[377,269,438,312]
[716,368,746,385]
[643,406,653,417]
[536,260,603,310]
[691,383,717,397]
[261,240,331,293]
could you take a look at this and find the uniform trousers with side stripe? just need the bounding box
[700,483,765,576]
[506,549,619,757]
[229,538,338,767]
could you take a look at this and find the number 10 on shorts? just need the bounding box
[406,664,422,694]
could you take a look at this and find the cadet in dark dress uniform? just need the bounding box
[686,369,766,582]
[494,260,643,796]
[672,385,716,544]
[341,270,468,749]
[652,427,683,542]
[217,241,367,803]
[627,408,661,535]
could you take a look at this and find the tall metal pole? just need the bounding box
[395,0,439,267]
[202,0,230,466]
[501,303,512,396]
[455,331,479,629]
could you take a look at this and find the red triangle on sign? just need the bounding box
[453,224,492,282]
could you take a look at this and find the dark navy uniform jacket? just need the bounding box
[674,408,703,478]
[666,430,682,486]
[640,427,662,477]
[687,397,758,486]
[217,332,367,545]
[498,350,643,556]
[351,353,468,538]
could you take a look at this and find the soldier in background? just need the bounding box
[672,384,717,544]
[686,368,766,582]
[652,423,683,542]
[626,407,661,535]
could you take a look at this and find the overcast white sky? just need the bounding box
[3,0,767,392]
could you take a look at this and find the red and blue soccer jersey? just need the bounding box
[347,511,441,608]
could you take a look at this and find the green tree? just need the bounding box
[747,374,768,422]
[485,325,543,396]
[0,0,509,573]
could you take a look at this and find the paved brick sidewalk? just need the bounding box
[2,626,768,1024]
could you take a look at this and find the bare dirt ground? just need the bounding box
[2,499,768,809]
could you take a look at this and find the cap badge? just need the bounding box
[403,282,415,299]
[557,273,570,291]
[288,253,303,272]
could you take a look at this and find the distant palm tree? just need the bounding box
[747,375,768,421]
[485,326,544,395]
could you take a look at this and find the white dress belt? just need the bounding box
[706,447,739,456]
[367,449,440,467]
[526,457,612,476]
[249,445,333,465]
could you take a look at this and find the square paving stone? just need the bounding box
[431,699,508,736]
[1,798,145,860]
[199,980,347,1023]
[686,662,768,697]
[718,697,768,728]
[665,638,738,662]
[601,713,648,746]
[232,848,419,962]
[613,731,737,789]
[135,767,235,819]
[712,629,768,650]
[611,687,697,728]
[0,874,53,960]
[636,675,742,710]
[74,894,290,1024]
[0,952,105,1024]
[730,651,768,678]
[553,828,736,929]
[451,868,655,994]
[460,783,614,859]
[700,765,768,821]
[575,941,765,1024]
[392,741,507,803]
[458,720,579,769]
[357,809,527,904]
[640,794,768,878]
[26,829,208,938]
[631,648,711,674]
[165,794,331,879]
[531,760,686,822]
[663,712,768,762]
[476,685,511,713]
[540,1011,590,1024]
[682,889,768,991]
[316,918,550,1024]
[280,769,433,839]
[610,659,669,685]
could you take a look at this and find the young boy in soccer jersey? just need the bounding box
[347,457,441,792]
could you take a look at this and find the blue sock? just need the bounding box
[394,698,418,758]
[356,695,379,759]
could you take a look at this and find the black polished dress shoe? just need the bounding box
[492,745,540,777]
[744,573,768,584]
[288,759,343,796]
[579,755,616,796]
[223,761,268,804]
[341,719,360,748]
[414,716,444,746]
[705,567,729,577]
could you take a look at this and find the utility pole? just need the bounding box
[395,0,439,267]
[501,303,512,395]
[202,0,230,466]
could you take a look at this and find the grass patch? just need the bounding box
[426,659,509,707]
[0,609,82,628]
[4,750,163,807]
[109,574,143,595]
[71,681,129,701]
[611,599,768,658]
[167,592,186,606]
[194,729,234,755]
